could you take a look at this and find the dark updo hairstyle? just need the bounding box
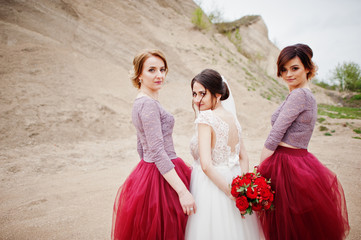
[191,69,229,111]
[277,43,317,80]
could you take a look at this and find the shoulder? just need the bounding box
[133,96,161,115]
[134,96,159,109]
[195,110,214,125]
[287,88,314,102]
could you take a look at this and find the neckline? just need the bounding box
[135,95,159,102]
[290,87,311,93]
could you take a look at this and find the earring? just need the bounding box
[139,79,142,83]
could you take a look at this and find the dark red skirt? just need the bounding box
[258,146,350,240]
[111,157,191,240]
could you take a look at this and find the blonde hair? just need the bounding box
[130,49,168,89]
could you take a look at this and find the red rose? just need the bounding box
[262,200,272,210]
[254,177,267,188]
[252,202,262,211]
[232,177,242,186]
[240,178,252,187]
[246,187,257,199]
[260,188,272,200]
[269,192,274,202]
[231,185,240,198]
[243,172,255,180]
[236,196,249,212]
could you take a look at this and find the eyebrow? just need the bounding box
[148,65,165,68]
[195,90,206,94]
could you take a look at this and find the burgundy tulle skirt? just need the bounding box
[258,146,350,240]
[111,157,191,240]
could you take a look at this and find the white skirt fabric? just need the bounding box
[185,162,262,240]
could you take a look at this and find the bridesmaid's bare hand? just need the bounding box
[179,190,197,215]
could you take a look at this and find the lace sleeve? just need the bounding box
[136,136,143,159]
[195,110,214,126]
[139,99,174,174]
[264,89,308,151]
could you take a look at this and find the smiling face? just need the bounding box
[280,56,309,91]
[192,81,215,111]
[139,56,166,93]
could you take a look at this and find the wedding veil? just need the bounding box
[221,76,237,116]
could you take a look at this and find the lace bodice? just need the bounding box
[190,110,242,167]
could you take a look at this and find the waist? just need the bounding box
[142,156,179,164]
[193,159,240,168]
[275,146,309,156]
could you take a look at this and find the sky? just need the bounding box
[195,0,361,83]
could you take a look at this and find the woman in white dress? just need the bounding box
[185,69,261,240]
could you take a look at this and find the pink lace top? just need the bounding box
[264,88,317,151]
[132,96,176,174]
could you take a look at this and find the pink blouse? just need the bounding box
[264,88,317,151]
[132,96,177,174]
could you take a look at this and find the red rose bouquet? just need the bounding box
[231,167,275,218]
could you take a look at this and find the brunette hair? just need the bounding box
[277,43,317,80]
[130,49,168,89]
[191,69,229,110]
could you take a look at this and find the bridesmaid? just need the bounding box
[258,43,350,240]
[111,49,196,240]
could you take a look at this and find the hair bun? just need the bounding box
[220,81,230,100]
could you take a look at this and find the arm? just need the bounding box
[136,136,143,160]
[163,169,196,215]
[263,89,308,152]
[140,100,195,214]
[238,138,249,174]
[140,100,175,173]
[198,123,234,200]
[260,146,274,164]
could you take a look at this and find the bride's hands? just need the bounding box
[179,190,197,216]
[228,194,236,202]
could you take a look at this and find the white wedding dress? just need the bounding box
[185,110,261,240]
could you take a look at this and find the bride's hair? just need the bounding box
[191,69,229,111]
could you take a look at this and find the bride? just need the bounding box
[185,69,261,239]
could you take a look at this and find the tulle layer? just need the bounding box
[111,158,191,240]
[185,162,261,240]
[258,146,350,240]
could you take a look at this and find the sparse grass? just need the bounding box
[351,94,361,100]
[191,7,209,30]
[353,128,361,134]
[318,104,361,119]
[324,132,332,136]
[317,117,326,123]
[343,93,361,108]
[353,136,361,139]
[319,126,328,131]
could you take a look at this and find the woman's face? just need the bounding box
[192,81,214,111]
[139,56,166,92]
[280,56,309,91]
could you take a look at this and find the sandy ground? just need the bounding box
[0,116,360,239]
